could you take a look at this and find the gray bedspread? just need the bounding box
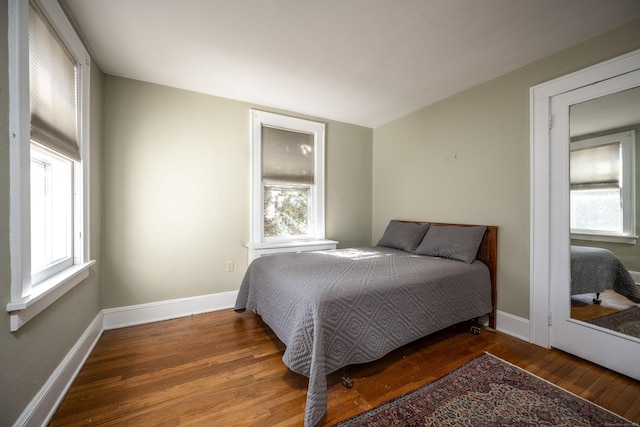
[571,245,640,303]
[234,246,492,426]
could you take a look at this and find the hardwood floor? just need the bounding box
[571,287,639,322]
[50,309,640,426]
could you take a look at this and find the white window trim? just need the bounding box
[7,0,93,331]
[570,130,636,244]
[250,110,326,244]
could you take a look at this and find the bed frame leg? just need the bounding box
[341,367,353,389]
[470,318,482,335]
[593,293,602,305]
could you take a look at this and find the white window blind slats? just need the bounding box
[570,142,620,188]
[29,2,79,161]
[262,125,314,185]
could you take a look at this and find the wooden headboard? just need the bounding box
[401,221,498,329]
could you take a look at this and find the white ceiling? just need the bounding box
[63,0,640,128]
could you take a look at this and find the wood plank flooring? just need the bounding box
[571,287,639,322]
[49,309,640,426]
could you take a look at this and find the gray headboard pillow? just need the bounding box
[376,220,430,253]
[415,225,487,263]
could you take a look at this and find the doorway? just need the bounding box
[531,49,640,380]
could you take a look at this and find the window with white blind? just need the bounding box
[29,1,78,283]
[570,130,636,242]
[250,110,326,243]
[7,0,93,331]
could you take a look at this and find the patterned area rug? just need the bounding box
[332,353,635,426]
[587,307,640,339]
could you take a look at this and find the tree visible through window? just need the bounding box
[264,186,310,237]
[250,110,326,243]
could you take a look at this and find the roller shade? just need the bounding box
[262,125,314,185]
[570,142,620,188]
[29,2,79,161]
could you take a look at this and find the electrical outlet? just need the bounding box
[225,261,234,272]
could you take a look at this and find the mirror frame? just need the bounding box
[530,48,640,348]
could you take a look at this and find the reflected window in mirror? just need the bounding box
[570,130,636,243]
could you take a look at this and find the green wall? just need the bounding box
[0,3,104,424]
[373,18,640,319]
[101,76,373,308]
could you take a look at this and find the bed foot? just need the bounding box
[593,293,602,305]
[341,368,353,389]
[470,319,482,335]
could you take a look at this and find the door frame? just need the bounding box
[530,48,640,348]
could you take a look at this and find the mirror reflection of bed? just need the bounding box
[569,245,640,338]
[568,86,640,341]
[571,289,638,320]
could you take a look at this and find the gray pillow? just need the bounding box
[376,220,430,253]
[415,225,486,263]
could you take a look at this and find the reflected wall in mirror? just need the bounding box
[569,86,640,339]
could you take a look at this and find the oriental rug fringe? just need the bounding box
[332,353,636,426]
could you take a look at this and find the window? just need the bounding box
[250,110,326,244]
[569,131,636,242]
[7,0,93,331]
[30,144,74,284]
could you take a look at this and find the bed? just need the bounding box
[571,245,640,304]
[234,221,498,426]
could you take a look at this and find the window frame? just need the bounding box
[569,130,636,243]
[250,110,326,244]
[6,0,94,331]
[30,144,75,283]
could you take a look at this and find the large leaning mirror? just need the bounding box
[569,85,640,340]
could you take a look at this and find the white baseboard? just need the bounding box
[15,292,528,427]
[102,290,239,330]
[14,290,239,427]
[14,311,104,427]
[495,310,530,342]
[629,270,640,284]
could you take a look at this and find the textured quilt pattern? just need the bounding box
[571,246,640,303]
[235,247,492,426]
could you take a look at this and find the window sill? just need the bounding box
[571,233,637,245]
[247,239,338,250]
[6,260,96,331]
[246,240,338,263]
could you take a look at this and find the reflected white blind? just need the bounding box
[262,126,314,185]
[570,143,620,188]
[29,2,79,161]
